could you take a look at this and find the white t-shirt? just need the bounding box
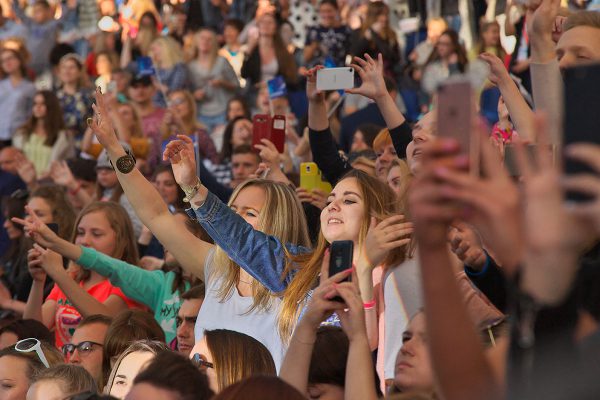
[192,249,286,371]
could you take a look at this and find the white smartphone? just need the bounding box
[316,67,355,91]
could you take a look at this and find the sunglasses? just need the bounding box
[61,341,103,357]
[15,338,49,368]
[192,353,214,370]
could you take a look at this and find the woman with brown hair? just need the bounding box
[56,53,94,137]
[188,28,240,133]
[0,47,35,148]
[212,376,306,400]
[350,1,401,78]
[12,90,74,175]
[193,329,276,393]
[241,13,298,90]
[102,310,165,385]
[17,201,143,349]
[421,29,469,97]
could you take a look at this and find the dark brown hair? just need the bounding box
[152,164,185,210]
[133,350,213,400]
[0,319,53,345]
[204,329,276,391]
[30,185,77,240]
[102,310,165,385]
[0,48,28,78]
[308,326,348,387]
[219,116,251,162]
[19,91,65,147]
[180,284,206,301]
[425,29,468,73]
[212,376,306,400]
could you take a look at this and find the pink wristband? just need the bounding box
[363,299,376,309]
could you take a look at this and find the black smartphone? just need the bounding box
[47,223,59,235]
[563,63,600,202]
[328,240,353,303]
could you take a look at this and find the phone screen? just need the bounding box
[328,241,353,302]
[563,63,600,202]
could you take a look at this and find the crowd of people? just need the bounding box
[0,0,599,399]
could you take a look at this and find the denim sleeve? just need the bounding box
[188,192,310,292]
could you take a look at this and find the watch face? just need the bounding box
[116,155,136,174]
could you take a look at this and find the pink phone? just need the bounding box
[436,79,479,174]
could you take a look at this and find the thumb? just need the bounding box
[32,243,46,254]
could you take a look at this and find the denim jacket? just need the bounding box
[186,191,311,293]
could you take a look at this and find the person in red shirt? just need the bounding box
[18,201,144,348]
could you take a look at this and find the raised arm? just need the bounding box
[480,53,535,141]
[49,161,93,209]
[347,53,406,130]
[305,66,353,185]
[22,247,55,328]
[526,0,563,145]
[280,254,353,394]
[13,211,164,311]
[409,139,501,400]
[88,89,213,280]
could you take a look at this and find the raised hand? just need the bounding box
[479,52,511,87]
[12,205,60,249]
[254,138,280,166]
[15,152,37,187]
[29,243,64,280]
[49,160,77,189]
[335,278,367,342]
[562,144,600,236]
[300,252,353,330]
[362,215,413,267]
[347,53,388,101]
[449,223,488,270]
[303,65,325,102]
[88,87,121,152]
[163,134,199,187]
[28,247,47,282]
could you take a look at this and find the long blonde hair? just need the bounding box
[282,170,407,339]
[151,36,183,69]
[212,179,311,340]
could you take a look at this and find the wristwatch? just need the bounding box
[110,149,136,174]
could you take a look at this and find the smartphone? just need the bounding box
[300,162,332,193]
[252,114,285,153]
[328,241,353,302]
[316,67,355,91]
[436,79,479,175]
[267,76,287,99]
[563,63,600,202]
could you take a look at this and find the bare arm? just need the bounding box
[88,89,213,280]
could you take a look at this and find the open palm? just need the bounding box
[163,135,199,187]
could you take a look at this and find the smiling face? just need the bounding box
[168,92,191,120]
[229,185,266,230]
[109,351,156,399]
[321,177,365,244]
[0,356,30,400]
[74,211,118,257]
[394,312,434,393]
[154,171,179,206]
[406,111,436,175]
[319,3,337,28]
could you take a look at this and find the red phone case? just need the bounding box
[270,115,285,153]
[252,114,286,153]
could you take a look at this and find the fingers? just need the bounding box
[565,144,600,174]
[260,138,277,151]
[562,174,600,198]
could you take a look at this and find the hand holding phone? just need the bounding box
[316,67,355,91]
[252,114,285,153]
[328,241,354,303]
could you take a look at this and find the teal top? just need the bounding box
[77,246,190,344]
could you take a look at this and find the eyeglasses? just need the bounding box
[15,338,50,368]
[61,341,103,357]
[169,97,186,107]
[192,353,214,370]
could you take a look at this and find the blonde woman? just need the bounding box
[187,28,240,132]
[149,36,189,107]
